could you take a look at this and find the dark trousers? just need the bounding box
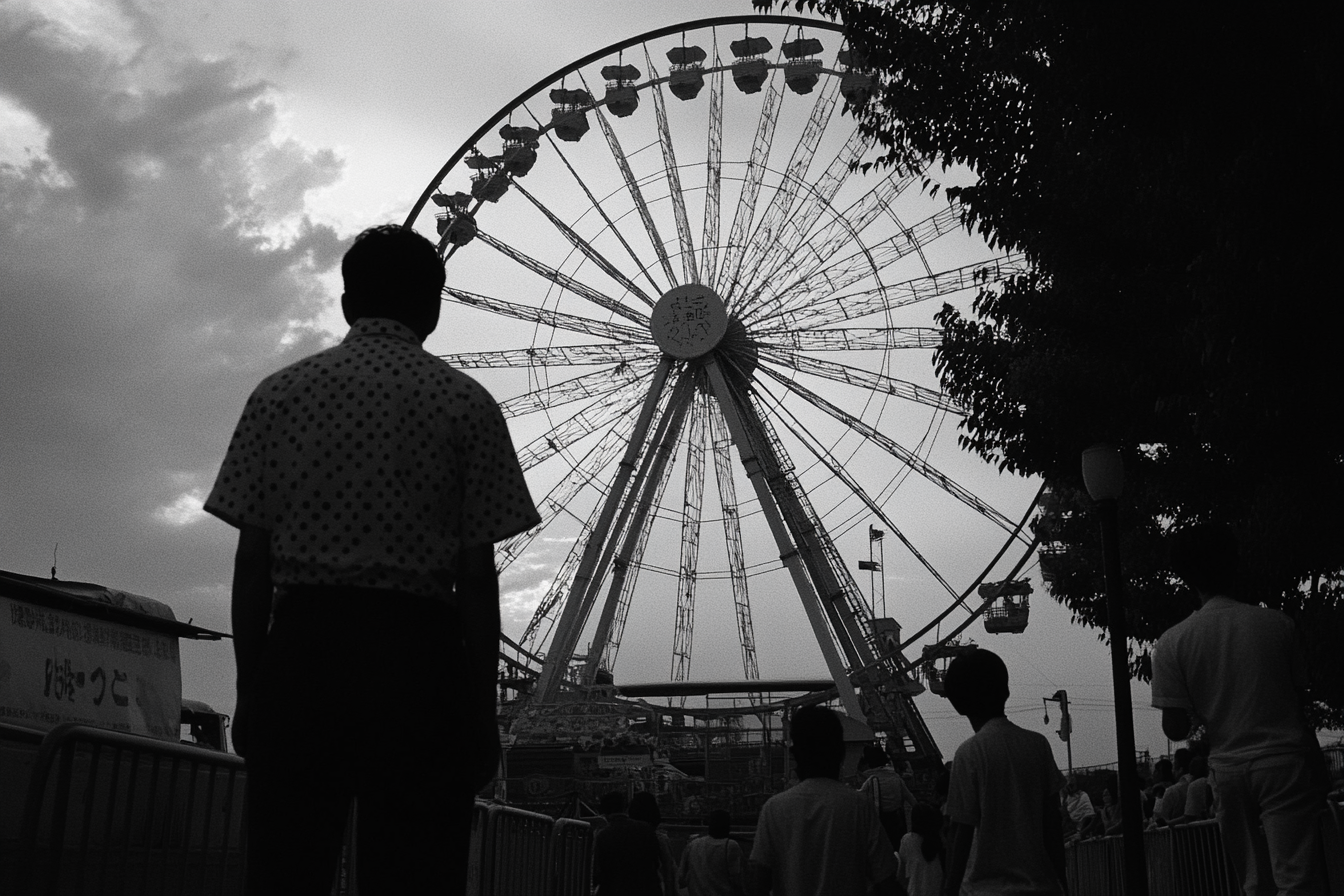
[243,587,478,896]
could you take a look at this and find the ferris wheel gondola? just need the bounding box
[404,15,1041,765]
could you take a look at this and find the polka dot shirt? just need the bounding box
[205,317,541,602]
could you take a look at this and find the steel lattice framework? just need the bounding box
[404,15,1042,765]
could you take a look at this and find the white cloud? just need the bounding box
[0,2,349,599]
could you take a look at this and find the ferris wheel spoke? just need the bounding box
[708,400,760,679]
[514,380,649,471]
[500,415,637,584]
[644,48,700,286]
[508,182,658,309]
[517,497,602,655]
[498,361,655,418]
[760,385,962,602]
[670,390,708,684]
[764,253,1030,331]
[523,102,668,298]
[754,325,940,351]
[730,65,842,309]
[736,126,876,319]
[444,287,649,344]
[717,69,785,303]
[440,343,651,371]
[752,202,965,326]
[474,230,650,327]
[760,365,1018,532]
[756,349,962,414]
[577,72,681,289]
[703,47,725,291]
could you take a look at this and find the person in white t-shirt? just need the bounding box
[1152,523,1328,894]
[749,705,900,896]
[941,649,1067,896]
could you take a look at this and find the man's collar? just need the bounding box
[344,317,423,345]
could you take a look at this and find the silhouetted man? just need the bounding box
[207,225,539,895]
[749,705,900,896]
[1152,523,1327,894]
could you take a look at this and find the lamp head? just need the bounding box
[1081,443,1124,501]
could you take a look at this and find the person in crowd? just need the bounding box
[1152,523,1328,894]
[678,809,745,896]
[1145,758,1173,821]
[1145,783,1168,831]
[593,791,663,896]
[629,790,679,896]
[897,802,946,896]
[1171,755,1215,824]
[940,649,1066,895]
[1063,776,1102,839]
[860,743,918,849]
[1099,787,1123,836]
[749,705,900,896]
[1155,747,1192,825]
[206,224,539,895]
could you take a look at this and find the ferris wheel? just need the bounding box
[405,14,1041,760]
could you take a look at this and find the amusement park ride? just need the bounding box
[403,15,1042,807]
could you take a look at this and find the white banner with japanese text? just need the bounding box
[0,596,182,740]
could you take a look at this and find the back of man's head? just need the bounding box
[789,705,845,779]
[862,744,890,769]
[1153,758,1173,782]
[1168,523,1240,598]
[942,648,1009,719]
[1173,747,1192,775]
[707,809,731,839]
[341,224,446,338]
[1189,755,1208,779]
[599,790,628,816]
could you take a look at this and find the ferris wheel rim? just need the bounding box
[403,13,842,231]
[408,17,1044,740]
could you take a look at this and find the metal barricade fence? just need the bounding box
[1065,834,1124,896]
[15,722,246,896]
[481,804,554,896]
[551,817,594,896]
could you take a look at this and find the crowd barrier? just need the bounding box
[12,722,246,896]
[1068,810,1344,896]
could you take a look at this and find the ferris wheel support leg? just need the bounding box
[703,357,865,723]
[534,356,675,704]
[580,376,697,682]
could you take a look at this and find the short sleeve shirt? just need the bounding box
[945,717,1065,895]
[205,317,540,601]
[751,777,898,896]
[1150,597,1314,767]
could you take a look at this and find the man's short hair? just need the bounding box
[707,809,731,838]
[862,744,890,768]
[789,705,845,770]
[598,790,628,816]
[341,224,446,314]
[942,648,1009,717]
[1168,523,1239,596]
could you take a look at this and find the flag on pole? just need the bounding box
[869,526,884,540]
[858,560,881,571]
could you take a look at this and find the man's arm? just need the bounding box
[229,525,272,757]
[944,820,974,896]
[455,542,502,791]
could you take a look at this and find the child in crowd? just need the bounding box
[941,649,1068,895]
[897,803,946,896]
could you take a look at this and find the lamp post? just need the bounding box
[1082,443,1148,895]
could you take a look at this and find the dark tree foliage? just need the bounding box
[758,1,1344,727]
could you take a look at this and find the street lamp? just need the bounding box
[1081,443,1148,895]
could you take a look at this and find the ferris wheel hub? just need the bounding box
[650,284,729,360]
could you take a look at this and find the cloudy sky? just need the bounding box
[0,0,1214,770]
